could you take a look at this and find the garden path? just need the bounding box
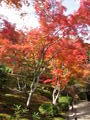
[69,101,90,120]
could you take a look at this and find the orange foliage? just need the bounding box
[0,0,21,7]
[0,0,89,89]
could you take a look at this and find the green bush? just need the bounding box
[78,92,86,100]
[13,104,28,120]
[32,112,41,120]
[67,96,73,105]
[58,96,72,105]
[58,96,72,111]
[39,103,58,116]
[58,103,69,111]
[0,64,12,88]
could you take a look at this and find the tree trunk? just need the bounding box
[17,78,21,91]
[26,68,45,107]
[26,77,39,107]
[26,90,33,107]
[52,86,60,105]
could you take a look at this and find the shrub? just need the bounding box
[78,92,86,100]
[58,96,72,111]
[39,103,58,116]
[32,112,41,120]
[13,104,28,120]
[59,103,69,111]
[0,64,12,89]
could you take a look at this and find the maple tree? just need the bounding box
[0,0,89,107]
[33,0,89,105]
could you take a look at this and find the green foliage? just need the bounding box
[32,112,41,120]
[87,50,90,57]
[58,96,72,111]
[52,117,65,120]
[78,92,86,100]
[0,64,12,73]
[68,77,76,85]
[0,113,12,120]
[13,104,28,120]
[58,96,72,104]
[32,111,54,120]
[39,103,58,116]
[0,115,7,120]
[0,64,13,88]
[58,103,69,111]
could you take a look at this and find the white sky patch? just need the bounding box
[0,0,89,43]
[0,1,39,31]
[62,0,80,15]
[0,0,80,31]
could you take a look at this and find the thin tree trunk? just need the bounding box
[26,90,33,107]
[17,78,21,91]
[52,86,60,105]
[26,79,37,107]
[26,68,45,107]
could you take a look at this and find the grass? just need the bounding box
[52,117,65,120]
[0,113,11,120]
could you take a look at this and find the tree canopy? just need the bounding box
[0,0,90,106]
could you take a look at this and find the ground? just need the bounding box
[0,88,90,120]
[0,87,50,120]
[69,101,90,120]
